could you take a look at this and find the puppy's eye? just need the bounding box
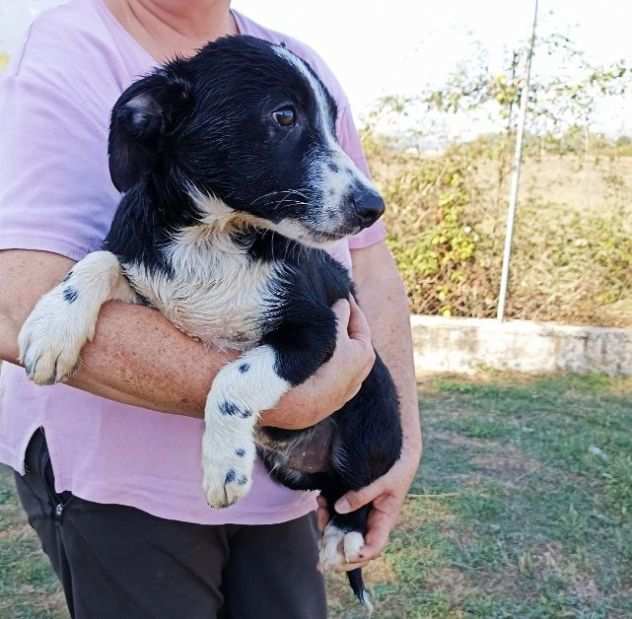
[272,106,296,127]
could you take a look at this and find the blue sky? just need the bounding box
[2,1,631,135]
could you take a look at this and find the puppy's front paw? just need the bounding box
[318,522,365,571]
[201,431,254,508]
[18,286,93,385]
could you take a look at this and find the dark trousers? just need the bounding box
[14,430,327,619]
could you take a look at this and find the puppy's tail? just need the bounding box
[347,568,374,615]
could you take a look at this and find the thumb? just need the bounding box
[347,295,371,343]
[331,299,351,337]
[335,479,384,514]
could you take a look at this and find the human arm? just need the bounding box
[0,25,375,431]
[317,240,422,564]
[0,249,373,428]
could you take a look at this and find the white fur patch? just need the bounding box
[18,251,136,385]
[202,345,290,508]
[318,522,366,571]
[264,218,341,249]
[124,195,288,351]
[343,531,365,562]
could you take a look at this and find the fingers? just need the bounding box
[334,479,384,514]
[346,297,375,388]
[358,509,395,560]
[347,295,372,344]
[334,510,393,568]
[331,299,351,340]
[335,559,371,572]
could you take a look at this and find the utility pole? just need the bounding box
[496,0,539,321]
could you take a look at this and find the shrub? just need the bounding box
[366,135,632,326]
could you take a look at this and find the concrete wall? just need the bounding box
[411,315,632,376]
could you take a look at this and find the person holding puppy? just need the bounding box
[0,1,422,617]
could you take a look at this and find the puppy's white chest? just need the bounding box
[123,233,283,350]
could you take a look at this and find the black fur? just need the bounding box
[62,287,78,304]
[104,35,401,607]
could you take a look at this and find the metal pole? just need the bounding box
[496,0,539,321]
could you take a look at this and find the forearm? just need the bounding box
[70,302,236,415]
[0,249,369,428]
[1,295,233,418]
[352,244,422,457]
[72,301,367,426]
[0,249,231,417]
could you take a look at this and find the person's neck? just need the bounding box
[105,0,236,62]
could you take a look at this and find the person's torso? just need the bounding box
[0,0,355,524]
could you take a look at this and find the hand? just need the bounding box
[316,441,422,571]
[261,297,375,430]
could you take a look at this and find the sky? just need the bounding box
[2,1,632,137]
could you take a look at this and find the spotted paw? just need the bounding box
[318,523,365,571]
[18,285,94,385]
[201,431,254,508]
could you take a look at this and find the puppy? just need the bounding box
[18,35,402,609]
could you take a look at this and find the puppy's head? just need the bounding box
[109,35,384,246]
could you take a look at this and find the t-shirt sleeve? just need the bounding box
[336,102,387,251]
[0,25,118,261]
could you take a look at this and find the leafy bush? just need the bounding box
[368,140,499,317]
[365,134,632,326]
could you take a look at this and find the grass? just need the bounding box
[0,469,66,619]
[1,373,631,618]
[327,372,632,618]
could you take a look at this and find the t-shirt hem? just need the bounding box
[1,440,317,526]
[54,475,318,526]
[0,425,44,475]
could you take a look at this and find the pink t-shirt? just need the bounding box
[0,0,385,524]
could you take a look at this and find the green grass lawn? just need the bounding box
[1,373,631,618]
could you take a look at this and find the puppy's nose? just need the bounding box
[352,189,385,227]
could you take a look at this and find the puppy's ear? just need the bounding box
[108,68,193,192]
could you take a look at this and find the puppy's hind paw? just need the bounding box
[318,523,365,571]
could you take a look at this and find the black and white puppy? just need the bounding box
[18,35,402,608]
